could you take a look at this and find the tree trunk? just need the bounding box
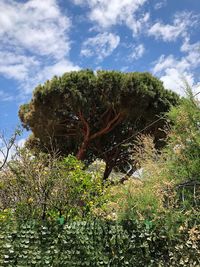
[76,140,89,160]
[76,111,124,164]
[103,162,113,180]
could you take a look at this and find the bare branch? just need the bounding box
[0,130,20,171]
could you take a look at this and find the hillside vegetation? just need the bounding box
[0,71,199,266]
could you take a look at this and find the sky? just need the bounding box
[0,0,200,140]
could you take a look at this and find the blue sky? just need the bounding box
[0,0,200,140]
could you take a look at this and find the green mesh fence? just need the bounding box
[0,220,199,267]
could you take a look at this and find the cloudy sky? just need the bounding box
[0,0,200,137]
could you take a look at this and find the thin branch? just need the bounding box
[100,116,164,157]
[0,131,18,170]
[100,108,111,121]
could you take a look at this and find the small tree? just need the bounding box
[0,129,20,171]
[19,70,179,179]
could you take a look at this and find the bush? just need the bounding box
[0,150,103,221]
[95,92,200,221]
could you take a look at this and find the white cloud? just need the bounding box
[152,40,200,95]
[180,38,200,68]
[0,51,80,95]
[0,0,71,59]
[180,37,200,53]
[81,32,120,60]
[18,60,80,95]
[149,12,198,42]
[160,70,200,99]
[0,0,79,94]
[153,39,200,75]
[0,51,39,81]
[154,0,167,10]
[0,90,14,102]
[73,0,148,36]
[160,68,195,95]
[31,60,80,91]
[0,0,79,98]
[126,12,150,36]
[41,60,80,77]
[130,44,145,60]
[152,55,189,74]
[153,56,192,95]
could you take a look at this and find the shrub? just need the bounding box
[0,150,103,221]
[95,91,200,222]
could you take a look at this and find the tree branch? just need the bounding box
[0,131,19,171]
[76,111,91,160]
[90,112,124,140]
[78,111,90,140]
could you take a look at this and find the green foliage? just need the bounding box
[1,81,199,266]
[0,150,103,221]
[19,70,179,179]
[0,217,199,267]
[166,95,200,183]
[93,135,172,222]
[96,93,200,222]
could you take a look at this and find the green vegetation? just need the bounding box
[19,70,179,179]
[97,89,200,223]
[0,217,199,266]
[0,152,103,221]
[0,71,200,266]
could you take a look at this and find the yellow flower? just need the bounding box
[179,225,184,232]
[27,197,34,204]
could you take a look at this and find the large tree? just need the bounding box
[19,70,179,179]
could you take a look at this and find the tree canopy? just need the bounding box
[19,70,179,179]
